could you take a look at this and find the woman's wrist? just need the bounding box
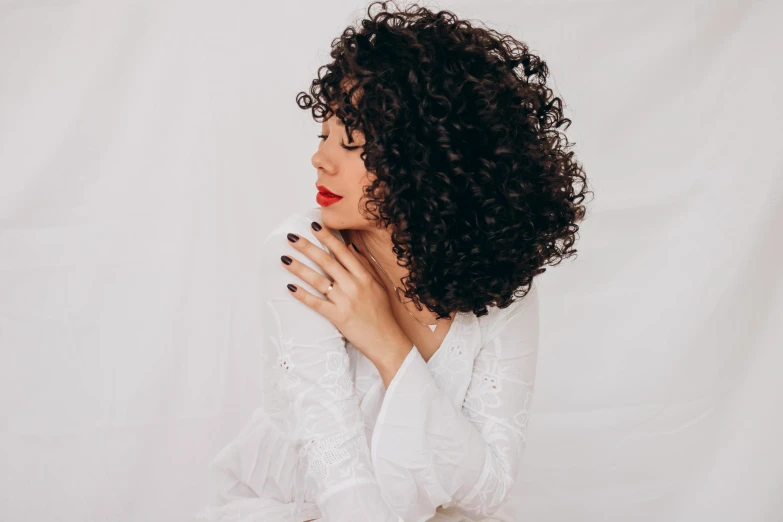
[372,330,414,388]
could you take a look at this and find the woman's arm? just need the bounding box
[273,273,540,522]
[199,215,402,521]
[196,403,322,521]
[205,213,539,521]
[370,284,539,520]
[269,215,540,521]
[257,217,406,521]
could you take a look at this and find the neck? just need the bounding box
[346,227,454,324]
[351,228,408,290]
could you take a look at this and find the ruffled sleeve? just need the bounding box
[200,212,404,522]
[201,210,539,522]
[370,282,540,521]
[195,406,322,522]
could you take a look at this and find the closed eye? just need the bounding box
[317,134,361,151]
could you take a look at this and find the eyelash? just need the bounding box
[317,134,361,151]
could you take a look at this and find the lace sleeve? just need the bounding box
[209,214,404,521]
[201,211,538,522]
[370,283,540,521]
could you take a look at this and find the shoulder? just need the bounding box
[262,206,321,245]
[477,279,540,345]
[259,206,349,292]
[259,206,349,300]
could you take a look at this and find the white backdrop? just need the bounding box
[1,0,781,521]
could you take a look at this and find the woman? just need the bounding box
[198,2,589,521]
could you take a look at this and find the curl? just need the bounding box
[296,1,592,318]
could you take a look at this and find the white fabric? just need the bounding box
[1,1,782,522]
[196,208,540,522]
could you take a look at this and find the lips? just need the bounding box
[316,185,341,197]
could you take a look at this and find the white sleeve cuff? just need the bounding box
[370,347,485,522]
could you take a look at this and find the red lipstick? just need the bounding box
[316,185,343,207]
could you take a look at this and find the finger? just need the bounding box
[307,221,370,280]
[287,228,353,285]
[281,254,335,297]
[286,282,337,321]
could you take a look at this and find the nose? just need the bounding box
[311,147,333,175]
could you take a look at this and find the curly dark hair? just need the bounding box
[296,1,591,319]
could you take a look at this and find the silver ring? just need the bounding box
[324,282,334,297]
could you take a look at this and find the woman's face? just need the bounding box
[311,112,374,232]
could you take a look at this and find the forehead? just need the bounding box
[323,102,343,122]
[322,113,343,126]
[323,95,364,137]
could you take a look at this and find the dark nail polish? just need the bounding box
[281,255,292,265]
[311,221,322,232]
[287,284,297,292]
[287,233,299,243]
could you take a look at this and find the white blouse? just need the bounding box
[197,207,540,522]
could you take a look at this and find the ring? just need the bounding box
[324,282,334,297]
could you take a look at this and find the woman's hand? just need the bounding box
[281,221,413,370]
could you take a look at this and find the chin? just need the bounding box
[318,209,343,229]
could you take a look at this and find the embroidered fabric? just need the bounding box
[197,209,540,522]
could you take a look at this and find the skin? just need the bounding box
[311,109,455,334]
[300,103,456,521]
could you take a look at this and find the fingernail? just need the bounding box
[352,243,359,253]
[311,221,322,232]
[287,284,297,292]
[287,233,299,243]
[281,255,292,265]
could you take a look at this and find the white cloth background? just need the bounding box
[0,0,781,521]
